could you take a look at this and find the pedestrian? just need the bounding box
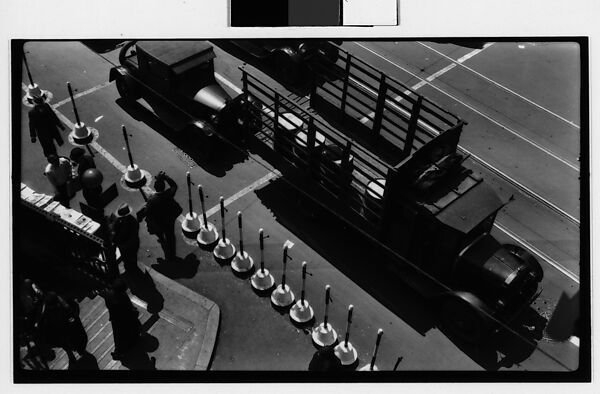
[109,203,141,273]
[29,94,66,157]
[103,277,142,360]
[44,154,73,206]
[70,147,96,181]
[308,345,343,371]
[140,171,182,261]
[37,292,87,356]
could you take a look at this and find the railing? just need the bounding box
[241,69,399,231]
[309,43,463,165]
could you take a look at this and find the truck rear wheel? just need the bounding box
[115,75,140,101]
[274,52,302,85]
[440,294,492,344]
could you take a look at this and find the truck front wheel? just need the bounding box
[115,75,140,101]
[440,293,493,344]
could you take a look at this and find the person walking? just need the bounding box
[44,154,73,206]
[70,147,96,182]
[109,203,141,274]
[103,277,142,360]
[141,171,182,261]
[37,292,87,357]
[29,94,66,157]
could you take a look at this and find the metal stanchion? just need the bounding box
[213,197,236,261]
[359,329,383,371]
[231,211,254,273]
[196,185,219,247]
[181,172,201,238]
[251,229,275,291]
[312,285,338,346]
[23,53,50,105]
[66,82,95,155]
[290,261,314,324]
[121,125,147,188]
[270,243,295,308]
[334,305,358,365]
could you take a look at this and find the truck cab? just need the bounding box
[109,40,239,140]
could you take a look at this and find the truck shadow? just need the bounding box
[116,98,247,177]
[254,177,549,371]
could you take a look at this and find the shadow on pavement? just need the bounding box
[255,178,549,370]
[431,40,488,50]
[126,270,165,314]
[255,178,436,336]
[210,40,316,97]
[118,333,158,370]
[151,253,200,279]
[67,350,99,370]
[115,98,247,178]
[81,40,125,53]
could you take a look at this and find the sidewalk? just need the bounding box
[19,266,220,371]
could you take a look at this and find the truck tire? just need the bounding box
[274,51,301,85]
[115,75,140,101]
[439,292,494,344]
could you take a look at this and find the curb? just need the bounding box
[145,266,220,370]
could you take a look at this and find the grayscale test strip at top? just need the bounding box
[229,0,398,27]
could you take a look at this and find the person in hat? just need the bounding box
[44,154,73,206]
[103,277,142,360]
[109,203,141,273]
[139,171,182,261]
[29,94,66,157]
[69,147,96,182]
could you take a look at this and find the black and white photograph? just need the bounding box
[2,0,597,392]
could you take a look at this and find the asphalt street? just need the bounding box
[17,40,581,372]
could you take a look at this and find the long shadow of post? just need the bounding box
[254,178,548,370]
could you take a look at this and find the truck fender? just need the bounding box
[188,119,216,138]
[438,291,498,343]
[274,47,302,64]
[109,66,127,82]
[503,244,544,282]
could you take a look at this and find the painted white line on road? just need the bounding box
[495,221,579,284]
[353,42,580,173]
[417,42,581,130]
[51,81,112,110]
[205,170,281,218]
[215,72,243,95]
[23,82,154,196]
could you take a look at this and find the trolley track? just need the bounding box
[347,42,580,227]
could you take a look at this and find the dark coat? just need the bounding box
[76,154,96,179]
[104,288,141,352]
[111,214,140,251]
[29,103,64,154]
[39,296,87,352]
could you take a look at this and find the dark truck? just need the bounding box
[109,40,245,144]
[227,39,341,84]
[231,46,544,343]
[108,40,543,342]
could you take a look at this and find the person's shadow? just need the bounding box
[67,350,99,370]
[151,253,200,279]
[117,333,159,371]
[126,270,165,314]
